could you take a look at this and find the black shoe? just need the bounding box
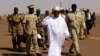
[36,53,42,56]
[77,53,82,56]
[69,51,74,54]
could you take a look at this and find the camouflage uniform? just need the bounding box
[7,15,12,33]
[67,11,86,54]
[79,10,87,39]
[37,15,46,47]
[37,15,44,37]
[10,14,23,49]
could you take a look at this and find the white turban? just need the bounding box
[53,6,60,11]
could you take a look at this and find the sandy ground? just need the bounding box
[0,15,100,56]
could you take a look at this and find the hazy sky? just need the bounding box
[0,0,100,14]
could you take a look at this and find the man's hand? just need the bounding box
[65,36,70,41]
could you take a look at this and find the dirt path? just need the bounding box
[0,15,100,56]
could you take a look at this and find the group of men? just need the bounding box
[7,5,43,56]
[7,3,96,56]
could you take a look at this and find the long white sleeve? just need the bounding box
[42,16,50,26]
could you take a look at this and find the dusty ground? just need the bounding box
[0,15,100,56]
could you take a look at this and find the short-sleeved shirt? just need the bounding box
[23,14,38,35]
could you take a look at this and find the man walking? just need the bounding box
[42,6,70,56]
[22,5,42,56]
[67,4,86,56]
[9,7,23,49]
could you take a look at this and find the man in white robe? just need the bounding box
[42,6,70,56]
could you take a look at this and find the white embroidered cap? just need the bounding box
[53,6,60,11]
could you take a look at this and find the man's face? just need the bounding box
[36,10,41,15]
[45,11,49,16]
[29,8,34,14]
[14,8,18,14]
[71,4,77,12]
[87,9,89,12]
[53,10,59,18]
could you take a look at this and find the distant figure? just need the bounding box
[7,14,12,33]
[42,6,70,56]
[0,15,2,24]
[45,10,50,17]
[86,9,92,35]
[91,12,96,26]
[36,9,43,23]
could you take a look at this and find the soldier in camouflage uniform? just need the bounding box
[79,9,88,40]
[7,14,12,33]
[67,4,86,56]
[9,7,23,49]
[36,9,47,49]
[22,5,42,56]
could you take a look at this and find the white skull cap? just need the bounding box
[53,6,60,11]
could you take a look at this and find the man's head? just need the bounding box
[65,9,69,14]
[27,5,34,14]
[71,4,77,12]
[14,7,18,14]
[53,6,60,18]
[87,9,90,12]
[45,10,50,16]
[36,9,41,16]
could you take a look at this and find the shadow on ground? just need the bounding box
[2,53,35,56]
[42,51,69,56]
[61,52,70,56]
[0,47,26,52]
[0,48,71,56]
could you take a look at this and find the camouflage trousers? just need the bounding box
[69,29,80,54]
[11,27,23,49]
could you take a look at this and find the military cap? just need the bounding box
[27,5,34,8]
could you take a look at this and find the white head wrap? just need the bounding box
[53,6,60,11]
